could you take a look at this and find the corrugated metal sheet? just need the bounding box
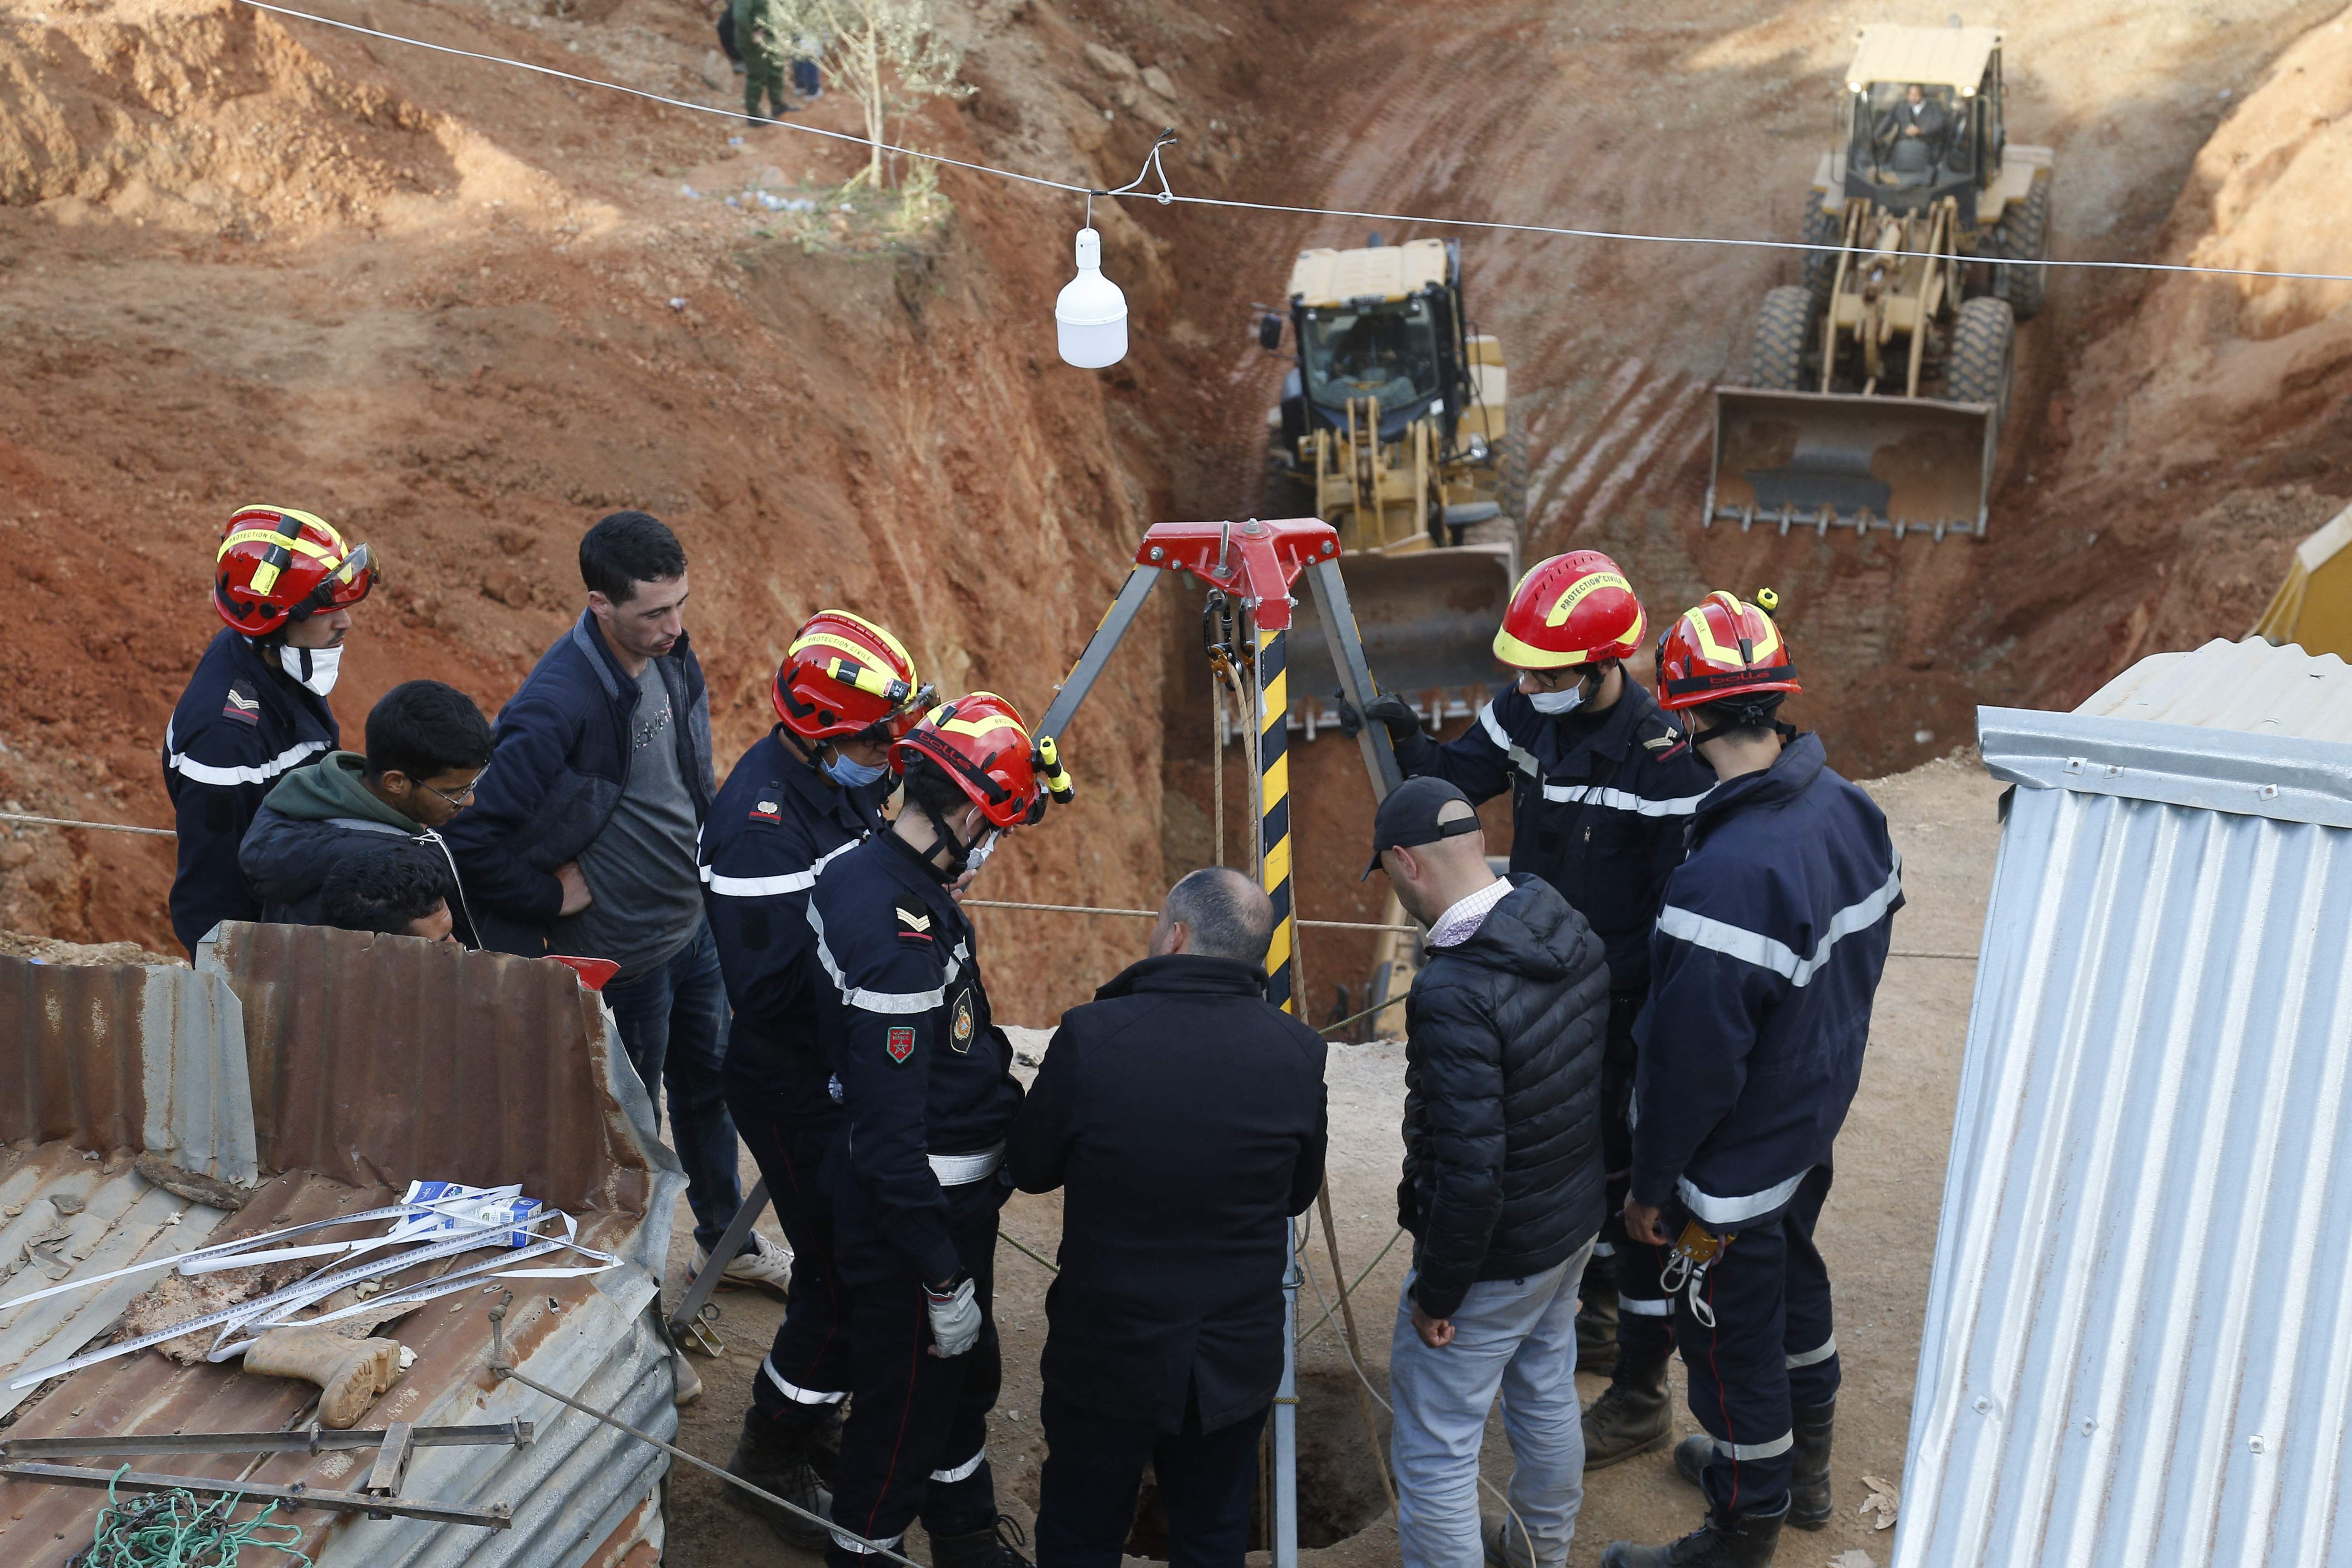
[0,925,685,1568]
[1904,637,2352,1566]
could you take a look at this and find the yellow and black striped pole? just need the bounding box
[1254,623,1297,1016]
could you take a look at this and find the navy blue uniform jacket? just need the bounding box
[162,629,339,955]
[700,727,887,1122]
[443,612,715,956]
[1632,735,1901,1227]
[808,833,1023,1285]
[1392,679,1714,996]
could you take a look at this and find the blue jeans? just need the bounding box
[603,921,743,1256]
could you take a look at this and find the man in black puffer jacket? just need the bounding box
[1368,777,1609,1568]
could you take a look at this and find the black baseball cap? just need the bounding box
[1362,776,1483,880]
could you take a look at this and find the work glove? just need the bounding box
[1335,691,1421,743]
[924,1276,982,1357]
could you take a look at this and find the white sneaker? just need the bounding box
[695,1231,793,1298]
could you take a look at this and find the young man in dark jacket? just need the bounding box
[1009,867,1328,1568]
[164,505,377,956]
[700,612,928,1544]
[1369,777,1610,1568]
[445,510,782,1294]
[1601,593,1901,1568]
[1350,551,1713,1461]
[240,680,490,936]
[806,694,1058,1568]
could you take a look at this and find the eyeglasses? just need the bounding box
[419,767,488,809]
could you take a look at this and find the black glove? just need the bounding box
[1336,691,1421,743]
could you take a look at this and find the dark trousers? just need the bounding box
[603,921,742,1256]
[1036,1387,1267,1568]
[792,57,821,95]
[825,1178,1004,1563]
[1586,991,1676,1363]
[725,1078,848,1421]
[1671,1164,1840,1520]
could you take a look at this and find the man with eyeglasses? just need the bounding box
[241,679,491,943]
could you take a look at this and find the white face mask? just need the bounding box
[1528,681,1584,716]
[279,642,344,696]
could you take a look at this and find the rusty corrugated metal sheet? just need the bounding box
[1901,640,2352,1564]
[0,926,684,1568]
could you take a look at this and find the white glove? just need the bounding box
[925,1277,982,1357]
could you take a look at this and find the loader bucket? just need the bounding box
[1704,387,1998,541]
[1286,542,1518,706]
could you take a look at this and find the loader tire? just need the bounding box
[1994,174,2051,322]
[1799,202,1842,310]
[1749,285,1814,392]
[1947,296,2016,416]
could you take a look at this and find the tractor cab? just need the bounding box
[1840,24,2006,225]
[1270,237,1470,453]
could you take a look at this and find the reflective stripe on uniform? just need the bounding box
[702,838,859,898]
[1539,782,1708,816]
[831,1529,906,1555]
[165,738,327,789]
[1591,1240,1616,1258]
[929,1447,986,1484]
[1714,1431,1794,1461]
[928,1143,1004,1186]
[1785,1335,1838,1369]
[1620,1294,1673,1317]
[1677,1170,1808,1227]
[807,902,960,1014]
[1655,859,1903,988]
[1476,701,1543,777]
[762,1357,848,1405]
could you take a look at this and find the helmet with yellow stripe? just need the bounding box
[213,505,377,637]
[891,691,1058,829]
[773,610,933,743]
[1492,551,1646,670]
[1654,589,1800,713]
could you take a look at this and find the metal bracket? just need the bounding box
[665,1176,770,1353]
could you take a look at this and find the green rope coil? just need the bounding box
[70,1468,313,1568]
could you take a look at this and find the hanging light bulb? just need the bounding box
[1055,226,1127,369]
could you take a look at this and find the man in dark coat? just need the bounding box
[1009,867,1328,1568]
[1370,778,1609,1568]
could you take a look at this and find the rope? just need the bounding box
[0,811,174,838]
[78,1470,311,1567]
[1890,950,1978,960]
[997,1229,1059,1275]
[230,0,2352,287]
[960,898,1419,936]
[1296,1224,1405,1344]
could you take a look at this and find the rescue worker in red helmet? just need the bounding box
[806,692,1065,1568]
[1601,592,1901,1568]
[698,611,932,1545]
[162,505,377,955]
[1346,549,1715,1468]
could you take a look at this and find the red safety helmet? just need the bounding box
[1491,551,1646,670]
[1654,589,1801,712]
[773,610,932,742]
[891,691,1056,829]
[214,505,378,637]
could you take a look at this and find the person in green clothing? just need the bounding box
[237,679,491,942]
[733,0,795,125]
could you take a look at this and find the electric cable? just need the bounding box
[226,0,2352,288]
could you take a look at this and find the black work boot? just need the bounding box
[929,1515,1034,1568]
[1672,1433,1711,1487]
[725,1405,833,1549]
[1788,1400,1835,1529]
[1576,1272,1622,1373]
[1601,1504,1786,1567]
[1582,1354,1673,1469]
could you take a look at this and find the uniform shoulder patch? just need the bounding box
[895,901,934,942]
[747,778,784,823]
[220,683,262,726]
[886,1026,916,1063]
[1641,717,1689,759]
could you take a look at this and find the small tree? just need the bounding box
[782,0,968,190]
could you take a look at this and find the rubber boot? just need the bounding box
[1788,1400,1835,1529]
[1576,1268,1622,1374]
[1600,1504,1786,1568]
[1582,1353,1673,1470]
[725,1405,833,1550]
[929,1515,1034,1568]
